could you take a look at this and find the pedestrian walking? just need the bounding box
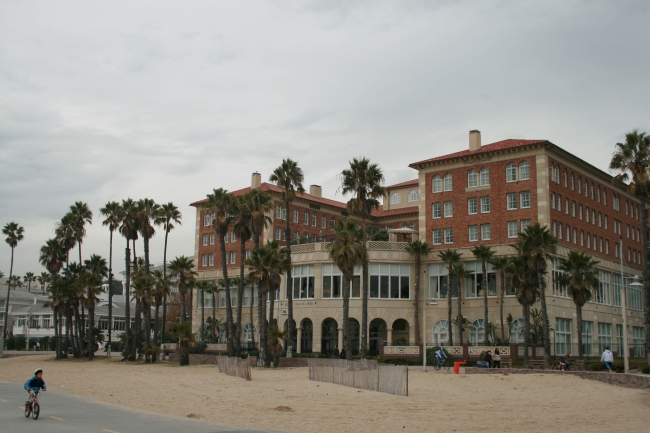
[601,346,614,373]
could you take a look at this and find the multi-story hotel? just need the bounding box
[190,131,646,358]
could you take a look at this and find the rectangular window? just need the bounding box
[552,258,568,298]
[275,228,281,240]
[596,271,610,305]
[557,223,562,240]
[630,279,643,310]
[209,254,214,266]
[230,251,236,264]
[565,198,569,214]
[432,203,442,218]
[605,240,609,254]
[633,327,646,358]
[604,215,608,229]
[202,234,208,246]
[202,254,207,266]
[551,193,555,209]
[203,214,211,226]
[246,250,251,260]
[506,193,517,210]
[580,231,584,246]
[276,205,282,219]
[321,215,326,229]
[292,265,315,299]
[599,237,603,252]
[469,225,478,242]
[369,263,410,299]
[556,194,561,212]
[579,205,583,220]
[592,210,595,225]
[444,228,454,244]
[304,211,309,225]
[481,224,491,240]
[520,192,531,208]
[552,221,556,237]
[428,263,457,299]
[598,323,612,354]
[521,220,531,232]
[508,221,518,238]
[231,231,236,242]
[583,322,594,356]
[566,225,570,241]
[444,201,453,217]
[573,228,577,244]
[312,213,317,227]
[468,198,477,215]
[460,261,497,298]
[556,318,572,355]
[480,197,490,213]
[224,232,230,243]
[572,201,576,217]
[322,264,360,299]
[585,207,590,223]
[210,233,215,245]
[294,209,299,223]
[432,229,441,245]
[598,213,602,227]
[587,233,591,249]
[612,273,622,307]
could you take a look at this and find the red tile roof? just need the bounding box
[385,179,418,189]
[409,139,549,167]
[371,206,419,218]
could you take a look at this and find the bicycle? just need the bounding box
[24,389,42,420]
[433,356,452,371]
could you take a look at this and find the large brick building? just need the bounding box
[190,131,646,358]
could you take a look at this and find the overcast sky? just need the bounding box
[1,0,649,280]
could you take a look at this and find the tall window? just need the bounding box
[519,161,529,180]
[552,258,568,297]
[369,264,410,299]
[444,228,454,244]
[431,320,454,345]
[322,264,360,298]
[468,169,478,188]
[443,173,452,191]
[209,254,214,266]
[312,213,317,227]
[480,167,489,185]
[598,323,612,354]
[468,198,477,215]
[480,197,490,213]
[633,327,645,357]
[595,271,610,305]
[506,163,517,182]
[563,169,567,187]
[230,251,236,264]
[556,318,572,355]
[432,175,442,193]
[304,211,309,225]
[408,190,418,202]
[582,322,594,356]
[202,234,208,246]
[321,215,326,229]
[432,229,441,245]
[577,176,582,193]
[428,264,457,299]
[432,203,441,218]
[507,221,518,238]
[210,233,215,245]
[203,214,211,226]
[481,224,491,240]
[510,318,525,343]
[507,193,517,210]
[629,278,643,310]
[294,209,299,223]
[469,225,478,242]
[444,201,453,217]
[390,192,402,204]
[276,204,283,219]
[462,261,497,298]
[549,163,555,182]
[520,192,531,208]
[570,173,574,190]
[521,219,531,232]
[470,319,487,345]
[330,217,335,229]
[292,265,315,299]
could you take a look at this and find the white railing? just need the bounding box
[12,326,56,336]
[467,346,510,356]
[206,343,227,351]
[384,345,419,355]
[367,241,409,251]
[290,243,316,254]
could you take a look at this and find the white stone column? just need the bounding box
[338,327,344,351]
[296,327,302,353]
[387,328,393,345]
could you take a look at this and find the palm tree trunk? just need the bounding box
[235,237,246,356]
[448,273,453,346]
[161,229,169,347]
[66,309,74,356]
[483,261,489,345]
[201,289,205,339]
[457,277,464,345]
[180,290,186,323]
[360,218,369,359]
[2,247,14,349]
[638,193,650,365]
[212,293,216,342]
[414,254,421,345]
[576,304,584,361]
[132,240,139,359]
[259,287,268,367]
[500,270,505,343]
[154,297,160,348]
[124,244,131,357]
[252,234,260,352]
[80,303,86,356]
[342,274,352,360]
[266,287,275,368]
[74,306,82,357]
[88,304,95,360]
[145,302,152,347]
[538,269,551,367]
[107,230,113,353]
[219,231,235,356]
[54,307,61,359]
[284,199,296,354]
[523,304,530,365]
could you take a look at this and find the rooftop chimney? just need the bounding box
[309,185,322,198]
[469,130,481,151]
[251,172,261,189]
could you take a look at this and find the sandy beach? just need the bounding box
[1,355,648,433]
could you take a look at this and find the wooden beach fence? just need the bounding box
[217,356,252,381]
[308,359,408,396]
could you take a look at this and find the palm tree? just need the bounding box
[405,240,432,345]
[450,262,471,344]
[490,256,511,343]
[246,240,286,367]
[39,238,65,358]
[509,254,539,365]
[23,272,36,293]
[100,200,123,353]
[267,324,288,367]
[470,245,495,345]
[2,222,24,347]
[247,189,273,251]
[609,129,650,363]
[63,262,84,356]
[151,269,170,344]
[136,198,159,276]
[153,202,182,347]
[269,158,305,353]
[82,254,107,360]
[55,213,77,267]
[69,201,93,264]
[204,281,219,342]
[339,157,385,358]
[232,195,253,356]
[328,219,365,360]
[8,275,22,290]
[132,275,155,349]
[558,251,599,360]
[37,272,50,296]
[195,280,212,338]
[518,223,557,367]
[168,256,196,324]
[205,188,236,355]
[438,249,461,345]
[119,198,139,357]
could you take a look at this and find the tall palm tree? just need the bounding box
[328,219,365,360]
[55,213,78,267]
[470,245,495,345]
[204,281,219,342]
[63,262,84,356]
[39,238,65,358]
[438,249,461,345]
[232,195,253,356]
[2,222,24,347]
[195,280,212,338]
[247,189,272,352]
[37,272,50,296]
[558,251,599,360]
[205,188,236,355]
[82,254,107,360]
[23,272,36,293]
[153,202,182,347]
[405,240,432,345]
[151,269,170,344]
[246,240,287,367]
[339,157,385,358]
[490,256,511,343]
[100,200,123,352]
[518,223,557,367]
[269,158,305,353]
[119,198,139,357]
[168,256,196,324]
[509,254,539,365]
[137,198,159,276]
[69,201,93,264]
[450,262,471,345]
[132,275,155,349]
[609,129,650,363]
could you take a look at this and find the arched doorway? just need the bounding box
[300,318,313,353]
[369,319,387,356]
[348,318,360,355]
[392,319,409,345]
[321,318,338,357]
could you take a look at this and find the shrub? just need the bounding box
[586,362,605,371]
[642,366,650,375]
[294,352,326,358]
[378,357,415,366]
[188,342,207,354]
[14,336,26,351]
[48,337,57,351]
[247,350,259,357]
[6,335,15,350]
[39,337,50,350]
[110,341,122,352]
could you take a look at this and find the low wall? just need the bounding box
[464,367,650,389]
[167,353,218,364]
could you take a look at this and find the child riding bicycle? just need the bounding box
[435,348,447,368]
[24,368,46,408]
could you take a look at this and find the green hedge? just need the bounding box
[5,335,15,350]
[14,336,26,351]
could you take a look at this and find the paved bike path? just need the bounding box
[0,382,280,433]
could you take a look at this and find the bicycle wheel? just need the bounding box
[32,402,40,420]
[433,362,440,371]
[443,361,451,370]
[24,404,31,418]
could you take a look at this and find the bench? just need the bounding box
[571,360,585,371]
[500,360,512,369]
[526,359,545,369]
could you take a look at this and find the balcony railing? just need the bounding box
[290,241,409,254]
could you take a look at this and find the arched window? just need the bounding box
[390,192,401,204]
[407,190,418,202]
[443,173,452,191]
[570,173,575,190]
[432,175,442,193]
[519,161,529,180]
[468,169,478,188]
[242,323,257,342]
[480,167,489,186]
[469,319,486,345]
[432,320,455,346]
[596,186,600,203]
[577,176,582,194]
[563,169,568,187]
[506,163,517,182]
[330,217,336,229]
[410,222,416,230]
[590,182,594,200]
[549,163,555,182]
[303,211,309,225]
[293,208,299,223]
[509,318,525,343]
[401,223,408,228]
